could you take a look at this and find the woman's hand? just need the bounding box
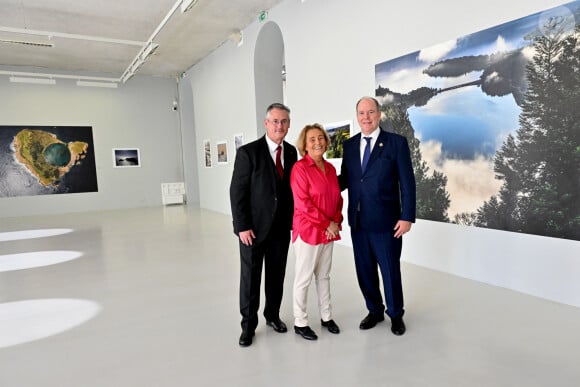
[325,221,340,239]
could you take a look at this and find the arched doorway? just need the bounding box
[254,22,285,136]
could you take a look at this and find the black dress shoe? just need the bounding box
[239,331,254,347]
[359,313,385,330]
[266,318,288,333]
[294,325,318,340]
[321,319,340,334]
[390,317,406,336]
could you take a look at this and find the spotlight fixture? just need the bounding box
[140,42,159,61]
[229,31,243,47]
[181,0,199,13]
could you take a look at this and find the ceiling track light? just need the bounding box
[0,38,54,48]
[131,59,144,73]
[9,76,55,85]
[3,0,199,87]
[2,70,118,87]
[120,0,197,84]
[76,80,118,88]
[0,26,144,46]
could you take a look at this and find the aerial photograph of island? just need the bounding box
[0,125,98,197]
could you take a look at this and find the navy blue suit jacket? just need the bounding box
[339,129,416,232]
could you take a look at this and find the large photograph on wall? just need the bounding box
[0,125,98,197]
[375,1,579,241]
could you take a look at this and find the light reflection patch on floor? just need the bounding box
[0,299,101,348]
[0,228,73,242]
[0,251,83,273]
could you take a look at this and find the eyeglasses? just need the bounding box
[269,119,290,126]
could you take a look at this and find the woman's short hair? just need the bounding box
[296,123,330,157]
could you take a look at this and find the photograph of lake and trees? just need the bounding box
[374,1,579,241]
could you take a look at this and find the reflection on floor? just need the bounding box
[0,206,579,386]
[0,299,101,348]
[0,250,83,272]
[0,228,72,242]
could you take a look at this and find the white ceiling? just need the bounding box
[0,0,284,81]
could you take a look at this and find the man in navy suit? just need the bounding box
[230,103,298,347]
[339,96,416,335]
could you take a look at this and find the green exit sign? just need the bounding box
[259,11,267,22]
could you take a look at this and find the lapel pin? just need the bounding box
[379,142,383,147]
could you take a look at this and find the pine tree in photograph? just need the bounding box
[476,21,580,240]
[382,104,451,222]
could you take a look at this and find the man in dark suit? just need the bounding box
[230,102,298,347]
[339,96,416,336]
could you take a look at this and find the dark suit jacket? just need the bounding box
[230,135,298,243]
[339,129,416,232]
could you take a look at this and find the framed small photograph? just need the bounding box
[234,133,244,151]
[203,139,212,168]
[113,148,140,168]
[217,141,228,164]
[323,120,352,160]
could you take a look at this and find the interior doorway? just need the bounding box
[254,21,285,137]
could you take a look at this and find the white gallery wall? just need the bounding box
[0,0,577,308]
[0,72,185,217]
[184,0,580,307]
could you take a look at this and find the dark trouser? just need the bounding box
[351,227,404,319]
[239,224,290,332]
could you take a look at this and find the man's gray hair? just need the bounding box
[266,103,291,118]
[355,96,380,110]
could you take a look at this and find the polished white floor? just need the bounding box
[0,206,579,387]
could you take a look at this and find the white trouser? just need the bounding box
[292,235,334,327]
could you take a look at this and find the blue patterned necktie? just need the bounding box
[361,137,372,172]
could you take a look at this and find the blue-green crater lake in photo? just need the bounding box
[44,143,72,167]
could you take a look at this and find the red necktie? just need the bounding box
[275,146,284,178]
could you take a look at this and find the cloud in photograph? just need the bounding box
[418,39,458,63]
[421,140,502,217]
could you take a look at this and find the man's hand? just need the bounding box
[239,230,256,246]
[393,220,412,239]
